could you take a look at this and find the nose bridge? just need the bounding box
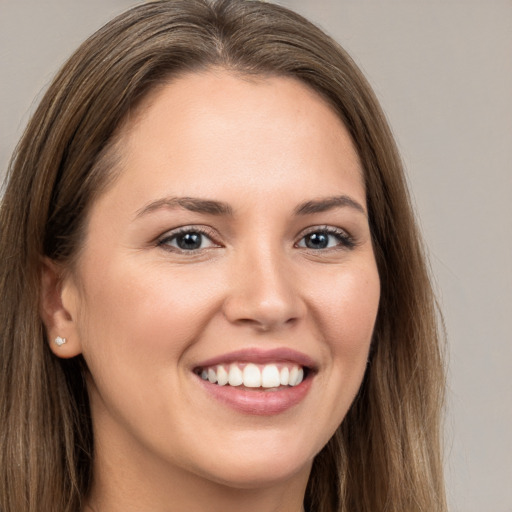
[223,237,303,329]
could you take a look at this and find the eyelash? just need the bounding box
[157,226,220,252]
[295,226,356,251]
[156,225,356,253]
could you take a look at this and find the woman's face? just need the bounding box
[60,71,380,489]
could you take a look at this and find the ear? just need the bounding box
[39,258,83,358]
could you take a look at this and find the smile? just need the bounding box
[195,362,305,389]
[193,349,315,415]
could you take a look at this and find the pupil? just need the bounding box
[178,232,202,250]
[306,233,328,249]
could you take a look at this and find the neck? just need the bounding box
[86,476,308,512]
[86,505,305,512]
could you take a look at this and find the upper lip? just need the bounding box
[194,347,317,371]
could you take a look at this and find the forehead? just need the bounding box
[95,70,365,213]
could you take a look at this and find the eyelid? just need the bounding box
[295,225,356,249]
[154,224,357,253]
[156,225,222,251]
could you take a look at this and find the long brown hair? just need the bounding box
[0,1,446,511]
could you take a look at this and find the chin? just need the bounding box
[201,459,312,490]
[186,435,316,490]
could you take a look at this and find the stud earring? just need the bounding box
[54,336,67,347]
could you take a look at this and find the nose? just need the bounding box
[222,246,305,331]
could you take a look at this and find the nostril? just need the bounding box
[233,315,299,331]
[221,261,306,329]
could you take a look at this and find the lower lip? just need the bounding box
[196,375,313,415]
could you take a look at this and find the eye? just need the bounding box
[296,228,355,250]
[158,227,219,252]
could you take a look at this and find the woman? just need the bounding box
[0,1,446,511]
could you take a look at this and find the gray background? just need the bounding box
[1,1,511,510]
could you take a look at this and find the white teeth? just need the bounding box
[243,363,261,388]
[228,364,243,386]
[289,366,299,386]
[207,368,217,384]
[280,367,289,386]
[199,362,306,388]
[216,365,229,386]
[261,364,281,388]
[289,366,304,386]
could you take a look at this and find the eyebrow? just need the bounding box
[135,194,366,219]
[294,195,367,216]
[135,197,233,218]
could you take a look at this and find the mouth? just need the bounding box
[192,348,315,414]
[194,362,308,390]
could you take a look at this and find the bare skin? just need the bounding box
[41,70,380,512]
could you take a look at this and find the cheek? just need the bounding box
[312,260,380,346]
[73,259,225,434]
[75,259,222,366]
[293,259,380,449]
[308,257,380,412]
